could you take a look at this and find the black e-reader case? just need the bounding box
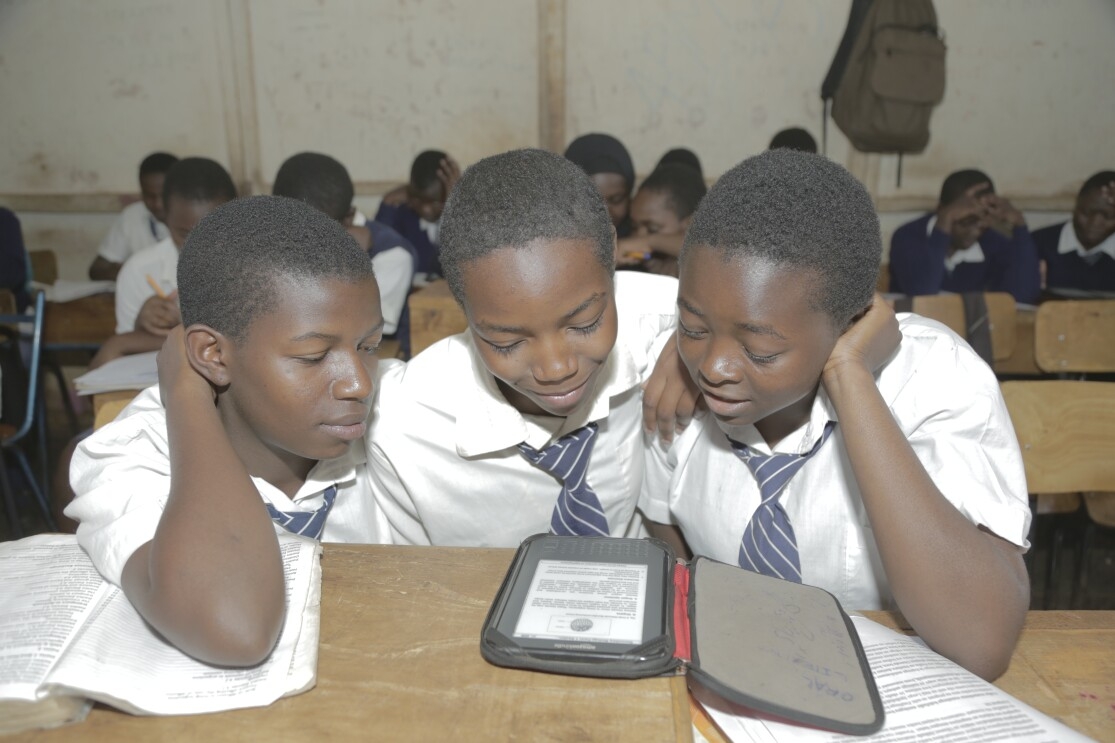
[480,534,885,736]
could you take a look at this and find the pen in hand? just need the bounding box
[146,274,169,300]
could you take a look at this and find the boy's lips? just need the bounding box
[530,376,592,412]
[701,388,753,418]
[321,415,368,441]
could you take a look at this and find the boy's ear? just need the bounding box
[184,325,234,388]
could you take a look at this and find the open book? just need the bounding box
[696,615,1090,742]
[0,533,322,734]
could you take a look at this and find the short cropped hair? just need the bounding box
[139,152,178,178]
[178,195,375,341]
[768,127,818,154]
[272,152,354,222]
[638,163,707,219]
[1080,170,1115,198]
[410,150,447,193]
[163,157,238,207]
[439,148,615,304]
[939,169,994,206]
[683,149,880,327]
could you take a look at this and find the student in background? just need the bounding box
[768,127,818,153]
[0,207,31,311]
[641,150,1030,680]
[1032,170,1115,295]
[888,169,1041,304]
[564,133,636,238]
[90,152,178,281]
[367,148,690,546]
[67,196,390,666]
[92,158,236,367]
[375,149,459,282]
[617,162,707,277]
[272,152,418,356]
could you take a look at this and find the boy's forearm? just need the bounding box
[125,385,286,666]
[823,365,1028,680]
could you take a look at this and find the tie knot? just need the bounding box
[728,421,836,503]
[517,422,598,480]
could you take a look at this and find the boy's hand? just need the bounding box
[380,185,407,207]
[136,292,181,337]
[822,294,901,386]
[437,157,461,198]
[982,193,1025,232]
[156,326,214,405]
[616,235,651,266]
[936,182,989,234]
[642,332,703,444]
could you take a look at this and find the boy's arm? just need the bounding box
[89,255,123,281]
[120,326,285,666]
[821,298,1028,681]
[641,330,702,443]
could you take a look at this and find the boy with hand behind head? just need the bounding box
[375,149,459,282]
[367,148,688,546]
[641,150,1030,680]
[90,152,179,281]
[67,196,390,666]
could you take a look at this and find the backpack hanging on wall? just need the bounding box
[821,0,946,183]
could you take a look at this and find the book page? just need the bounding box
[697,616,1091,742]
[72,351,159,395]
[0,535,114,702]
[42,536,321,715]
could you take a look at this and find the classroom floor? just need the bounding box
[3,366,1114,610]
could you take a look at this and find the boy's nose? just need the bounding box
[699,340,742,385]
[531,337,577,383]
[333,355,375,401]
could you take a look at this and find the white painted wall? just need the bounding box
[0,0,1109,278]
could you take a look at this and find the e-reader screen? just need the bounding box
[492,536,670,659]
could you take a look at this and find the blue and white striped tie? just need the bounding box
[729,421,836,582]
[518,423,609,537]
[265,485,337,540]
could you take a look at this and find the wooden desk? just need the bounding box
[694,610,1115,743]
[408,279,467,357]
[995,307,1041,376]
[42,293,116,348]
[15,545,692,742]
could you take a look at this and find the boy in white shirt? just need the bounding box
[89,152,178,281]
[93,158,236,367]
[641,150,1031,681]
[68,195,390,666]
[367,148,683,546]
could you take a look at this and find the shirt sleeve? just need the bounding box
[892,324,1032,549]
[638,428,677,525]
[114,252,152,333]
[97,205,137,263]
[371,247,414,334]
[65,389,172,586]
[987,226,1041,304]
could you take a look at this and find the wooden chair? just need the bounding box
[1033,299,1115,373]
[28,249,59,285]
[1001,381,1115,608]
[886,292,1017,363]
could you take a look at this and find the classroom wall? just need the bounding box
[0,0,1110,279]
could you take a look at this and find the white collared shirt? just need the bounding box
[114,237,178,333]
[367,271,679,546]
[927,215,985,272]
[640,314,1031,611]
[1056,221,1115,261]
[98,201,170,265]
[66,386,391,587]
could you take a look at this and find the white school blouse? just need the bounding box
[366,271,679,546]
[97,200,170,265]
[114,237,178,333]
[640,314,1031,611]
[66,386,391,588]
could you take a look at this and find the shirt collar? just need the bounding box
[254,440,365,505]
[927,215,985,270]
[716,386,838,456]
[1057,221,1115,260]
[453,332,640,456]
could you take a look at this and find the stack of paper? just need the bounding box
[72,351,159,395]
